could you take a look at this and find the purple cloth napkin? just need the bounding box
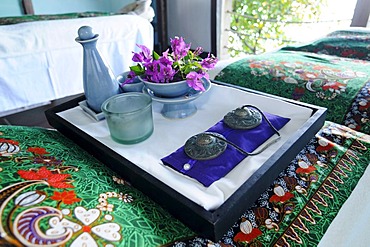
[161,112,290,187]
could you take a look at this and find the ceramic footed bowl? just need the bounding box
[139,76,191,98]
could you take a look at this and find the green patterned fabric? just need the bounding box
[0,12,117,25]
[0,126,194,247]
[282,29,370,61]
[215,50,370,134]
[0,121,370,246]
[171,121,370,246]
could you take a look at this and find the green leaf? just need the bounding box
[153,51,160,60]
[130,64,144,75]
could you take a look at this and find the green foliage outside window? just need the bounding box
[229,0,327,57]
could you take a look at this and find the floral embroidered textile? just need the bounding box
[215,51,370,134]
[1,121,369,246]
[0,126,193,246]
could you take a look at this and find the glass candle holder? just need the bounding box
[101,93,153,144]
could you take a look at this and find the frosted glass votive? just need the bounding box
[101,93,153,144]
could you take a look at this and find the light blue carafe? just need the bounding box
[75,26,120,113]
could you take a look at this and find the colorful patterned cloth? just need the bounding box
[215,50,370,134]
[0,126,194,247]
[282,29,370,61]
[1,121,369,246]
[0,12,116,25]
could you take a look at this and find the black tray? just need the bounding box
[45,81,326,241]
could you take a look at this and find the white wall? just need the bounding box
[167,0,212,52]
[0,0,23,17]
[32,0,133,14]
[0,0,134,17]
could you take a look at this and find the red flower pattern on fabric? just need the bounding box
[316,140,335,153]
[358,101,370,112]
[0,138,19,145]
[18,166,74,188]
[50,190,81,204]
[82,225,92,233]
[296,166,316,174]
[269,192,294,203]
[27,147,49,155]
[322,81,346,91]
[234,228,263,243]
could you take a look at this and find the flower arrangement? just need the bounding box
[123,37,218,92]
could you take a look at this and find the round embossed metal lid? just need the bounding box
[184,132,227,160]
[223,106,262,130]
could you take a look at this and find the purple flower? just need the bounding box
[132,44,152,63]
[145,59,176,83]
[193,47,203,57]
[127,36,217,92]
[159,63,177,82]
[186,71,205,91]
[122,71,137,85]
[143,60,159,80]
[170,37,191,60]
[201,53,218,69]
[159,51,173,67]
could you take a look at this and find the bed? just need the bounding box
[211,28,370,135]
[0,12,153,116]
[0,29,370,247]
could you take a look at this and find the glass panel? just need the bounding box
[222,0,359,58]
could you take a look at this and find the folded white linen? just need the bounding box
[118,0,155,22]
[58,83,313,210]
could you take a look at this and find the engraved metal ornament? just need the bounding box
[223,106,262,129]
[184,132,227,160]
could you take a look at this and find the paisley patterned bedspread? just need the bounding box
[1,121,370,246]
[282,29,370,61]
[215,29,370,135]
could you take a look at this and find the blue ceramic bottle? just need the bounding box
[76,26,120,113]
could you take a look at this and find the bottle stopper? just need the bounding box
[76,26,98,41]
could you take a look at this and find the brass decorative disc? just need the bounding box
[184,132,227,160]
[223,107,262,129]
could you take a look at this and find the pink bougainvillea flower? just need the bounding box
[201,53,218,69]
[122,70,137,85]
[186,71,206,91]
[159,63,176,82]
[132,44,152,63]
[27,147,49,155]
[170,36,191,60]
[18,166,74,188]
[144,57,176,83]
[193,46,203,57]
[50,190,81,205]
[125,36,217,91]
